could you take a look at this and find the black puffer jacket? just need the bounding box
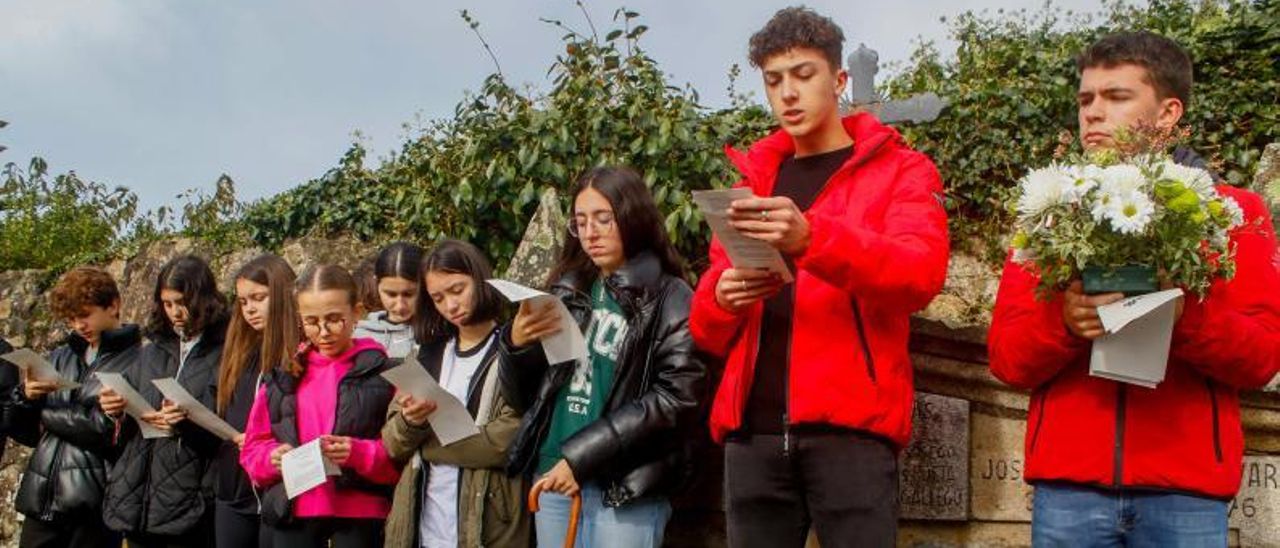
[103,322,226,536]
[9,325,142,522]
[500,252,709,507]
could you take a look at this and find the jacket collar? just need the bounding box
[67,323,142,357]
[145,316,229,358]
[724,112,899,194]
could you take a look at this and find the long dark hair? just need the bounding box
[217,254,299,414]
[146,255,228,339]
[290,263,359,377]
[547,166,685,291]
[419,239,504,341]
[373,241,429,340]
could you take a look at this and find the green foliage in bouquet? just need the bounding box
[1008,129,1243,297]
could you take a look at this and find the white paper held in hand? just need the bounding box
[691,188,794,283]
[1089,288,1184,388]
[486,279,589,365]
[380,354,480,446]
[281,438,341,499]
[151,378,241,441]
[1,348,81,390]
[94,372,172,439]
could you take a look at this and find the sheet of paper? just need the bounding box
[280,438,340,499]
[381,355,480,446]
[151,378,241,441]
[691,188,795,283]
[2,348,82,390]
[94,372,172,439]
[1089,289,1184,388]
[486,279,589,366]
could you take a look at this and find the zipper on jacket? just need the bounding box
[783,284,796,459]
[850,297,876,384]
[39,438,64,521]
[1206,380,1223,463]
[1113,384,1127,487]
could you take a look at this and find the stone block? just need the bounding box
[970,412,1033,522]
[900,393,970,520]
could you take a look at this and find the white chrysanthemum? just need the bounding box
[1221,195,1245,228]
[1016,166,1073,218]
[1103,189,1155,235]
[1061,164,1101,203]
[1162,161,1216,199]
[1097,164,1146,195]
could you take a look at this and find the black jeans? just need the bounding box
[724,428,899,548]
[215,501,273,548]
[271,518,382,548]
[19,514,119,548]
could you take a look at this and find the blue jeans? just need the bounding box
[1032,483,1228,548]
[535,485,672,548]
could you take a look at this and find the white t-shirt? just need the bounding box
[420,333,494,548]
[177,333,202,379]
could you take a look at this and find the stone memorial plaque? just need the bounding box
[1229,456,1280,547]
[970,412,1033,522]
[899,392,970,520]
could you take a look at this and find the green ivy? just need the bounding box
[886,0,1279,259]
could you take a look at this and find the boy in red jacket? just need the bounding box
[689,7,949,548]
[988,32,1280,547]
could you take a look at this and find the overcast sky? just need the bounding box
[1,0,1106,212]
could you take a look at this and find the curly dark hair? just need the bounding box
[748,6,845,70]
[49,267,120,320]
[1077,31,1192,107]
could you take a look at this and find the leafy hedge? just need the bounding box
[242,9,774,272]
[886,0,1279,258]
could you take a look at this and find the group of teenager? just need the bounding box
[2,6,1277,548]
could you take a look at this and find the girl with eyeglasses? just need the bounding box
[500,166,709,548]
[100,254,230,548]
[240,264,399,548]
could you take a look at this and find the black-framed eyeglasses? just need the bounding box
[301,317,348,336]
[568,212,616,239]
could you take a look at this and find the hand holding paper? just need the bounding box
[151,378,241,441]
[692,188,794,283]
[1088,288,1184,388]
[281,438,342,499]
[2,348,81,390]
[487,279,588,365]
[95,372,172,439]
[380,355,480,446]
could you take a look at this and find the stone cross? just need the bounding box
[844,43,947,125]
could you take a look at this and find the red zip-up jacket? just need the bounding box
[989,185,1280,499]
[690,113,950,448]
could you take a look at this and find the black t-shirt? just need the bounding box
[744,144,853,435]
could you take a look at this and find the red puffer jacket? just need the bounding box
[690,113,950,448]
[988,185,1280,499]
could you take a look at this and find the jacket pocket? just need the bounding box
[1205,380,1223,463]
[850,297,877,384]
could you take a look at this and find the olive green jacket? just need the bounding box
[382,348,530,548]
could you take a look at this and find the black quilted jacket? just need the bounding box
[103,321,226,536]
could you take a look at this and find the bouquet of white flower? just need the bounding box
[1009,150,1243,297]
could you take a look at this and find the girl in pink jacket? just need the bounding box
[240,264,399,548]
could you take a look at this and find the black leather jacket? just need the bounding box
[500,252,708,507]
[9,325,142,522]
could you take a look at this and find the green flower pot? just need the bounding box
[1082,265,1158,295]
